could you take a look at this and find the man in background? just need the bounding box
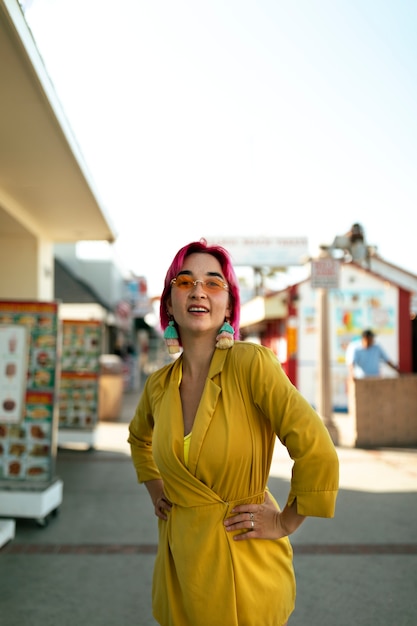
[346,329,400,379]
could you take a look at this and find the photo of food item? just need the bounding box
[17,315,37,326]
[61,356,73,370]
[0,424,7,438]
[8,335,17,353]
[34,370,51,387]
[3,398,16,412]
[26,459,50,480]
[0,315,14,324]
[30,424,48,439]
[9,442,26,456]
[27,407,51,419]
[27,465,47,477]
[36,351,51,367]
[34,334,55,348]
[38,316,53,328]
[27,466,45,475]
[8,425,25,439]
[29,444,49,457]
[5,362,16,379]
[8,460,23,477]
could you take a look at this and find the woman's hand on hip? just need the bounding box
[153,494,172,520]
[144,479,172,521]
[224,491,304,541]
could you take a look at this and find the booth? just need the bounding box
[349,375,417,447]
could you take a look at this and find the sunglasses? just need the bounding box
[170,276,228,293]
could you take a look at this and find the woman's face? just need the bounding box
[167,253,231,340]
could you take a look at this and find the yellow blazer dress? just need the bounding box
[129,342,339,626]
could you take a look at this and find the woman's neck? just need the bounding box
[181,336,215,380]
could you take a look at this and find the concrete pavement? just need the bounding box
[1,391,416,626]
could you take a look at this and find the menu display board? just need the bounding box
[0,301,60,485]
[58,320,102,431]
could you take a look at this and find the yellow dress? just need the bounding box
[128,342,339,626]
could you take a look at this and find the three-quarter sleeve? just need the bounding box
[246,345,339,517]
[128,378,161,483]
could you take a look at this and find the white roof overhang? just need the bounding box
[0,0,116,242]
[240,294,288,328]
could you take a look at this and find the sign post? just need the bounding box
[311,257,339,442]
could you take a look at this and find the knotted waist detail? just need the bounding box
[166,488,267,517]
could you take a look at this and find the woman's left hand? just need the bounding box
[224,491,289,541]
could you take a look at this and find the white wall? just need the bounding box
[0,236,54,300]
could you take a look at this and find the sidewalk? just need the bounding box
[1,391,416,626]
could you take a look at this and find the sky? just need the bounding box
[23,0,417,297]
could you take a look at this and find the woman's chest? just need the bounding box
[180,377,206,436]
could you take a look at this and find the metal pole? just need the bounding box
[317,287,338,443]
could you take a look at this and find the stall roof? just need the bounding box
[0,0,116,242]
[54,257,112,311]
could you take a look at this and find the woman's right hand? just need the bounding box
[153,493,172,520]
[145,479,172,520]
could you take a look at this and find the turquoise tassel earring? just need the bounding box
[216,321,235,349]
[164,320,180,354]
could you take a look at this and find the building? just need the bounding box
[240,254,416,413]
[0,0,116,302]
[0,0,123,545]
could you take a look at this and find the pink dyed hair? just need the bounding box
[160,239,241,338]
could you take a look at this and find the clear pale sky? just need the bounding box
[24,0,417,297]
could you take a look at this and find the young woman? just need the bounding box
[128,239,339,626]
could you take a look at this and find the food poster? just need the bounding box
[59,372,99,429]
[58,321,102,430]
[0,325,29,424]
[0,301,60,484]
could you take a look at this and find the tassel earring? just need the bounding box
[216,321,235,349]
[164,320,181,354]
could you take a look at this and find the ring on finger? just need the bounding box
[249,512,254,521]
